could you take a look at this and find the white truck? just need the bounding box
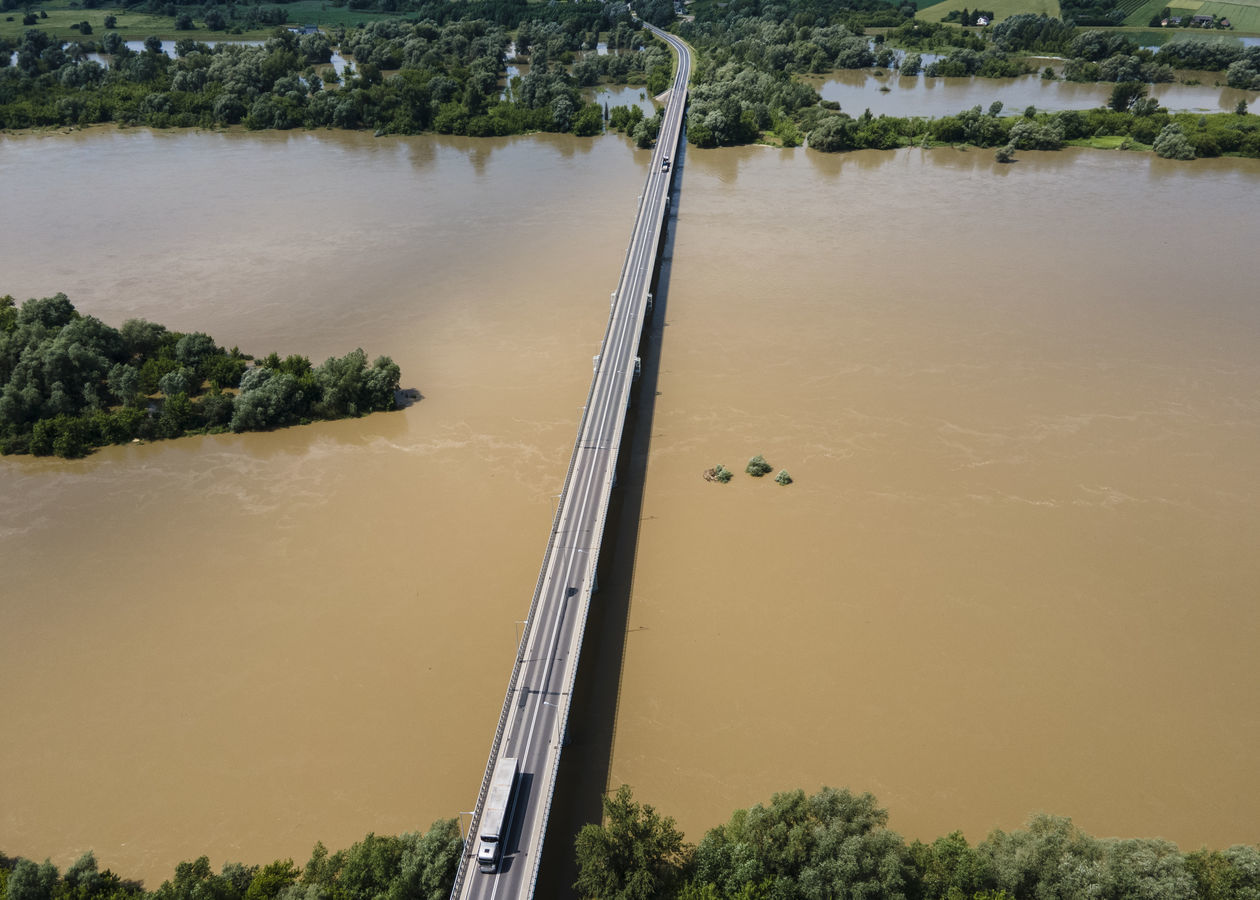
[477,757,520,873]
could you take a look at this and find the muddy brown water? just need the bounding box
[2,130,1258,886]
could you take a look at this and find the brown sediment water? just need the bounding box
[606,144,1260,851]
[2,131,1259,886]
[0,127,651,885]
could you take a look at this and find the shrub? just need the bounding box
[775,470,793,485]
[746,454,773,477]
[704,464,733,483]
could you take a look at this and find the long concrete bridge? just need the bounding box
[450,23,692,900]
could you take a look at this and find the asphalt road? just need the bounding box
[452,24,692,900]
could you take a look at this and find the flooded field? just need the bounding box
[2,129,1259,886]
[810,68,1260,115]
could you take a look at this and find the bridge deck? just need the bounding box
[451,24,692,900]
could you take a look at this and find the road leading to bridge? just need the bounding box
[451,24,691,900]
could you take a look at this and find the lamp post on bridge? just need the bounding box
[458,810,475,844]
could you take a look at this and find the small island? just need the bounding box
[0,293,403,459]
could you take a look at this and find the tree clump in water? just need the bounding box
[0,293,403,458]
[746,454,773,476]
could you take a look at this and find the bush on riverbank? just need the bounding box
[0,821,461,900]
[0,294,402,458]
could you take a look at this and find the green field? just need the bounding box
[907,0,1257,30]
[0,0,393,42]
[1122,0,1260,29]
[915,0,1061,21]
[1123,0,1175,25]
[256,1,397,28]
[1196,0,1260,30]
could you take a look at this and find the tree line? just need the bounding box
[5,787,1260,900]
[986,15,1260,90]
[0,293,402,458]
[575,784,1260,900]
[0,823,460,900]
[808,103,1259,158]
[0,3,672,136]
[672,0,1260,154]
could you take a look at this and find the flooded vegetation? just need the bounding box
[3,127,1259,889]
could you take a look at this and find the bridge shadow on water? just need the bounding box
[533,133,689,900]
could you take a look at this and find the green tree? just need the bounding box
[1108,81,1147,112]
[574,785,691,900]
[244,861,299,900]
[387,820,463,900]
[103,14,116,28]
[693,787,911,899]
[1152,122,1195,159]
[158,392,195,438]
[158,367,199,398]
[6,858,59,900]
[153,857,252,900]
[808,115,856,152]
[911,831,994,898]
[746,454,772,476]
[0,295,17,333]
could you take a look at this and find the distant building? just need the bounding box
[1191,14,1214,24]
[1164,16,1182,24]
[975,15,990,25]
[289,23,319,34]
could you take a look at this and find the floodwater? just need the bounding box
[810,68,1259,115]
[606,144,1260,851]
[2,129,1259,887]
[0,127,650,885]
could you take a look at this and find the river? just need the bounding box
[2,129,1258,885]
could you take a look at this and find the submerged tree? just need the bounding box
[746,454,773,477]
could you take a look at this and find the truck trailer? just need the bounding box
[477,757,520,873]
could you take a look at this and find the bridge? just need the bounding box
[450,23,692,900]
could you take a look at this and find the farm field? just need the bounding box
[1123,0,1260,32]
[911,0,1258,29]
[915,0,1061,22]
[0,0,392,42]
[1194,0,1260,30]
[255,1,397,29]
